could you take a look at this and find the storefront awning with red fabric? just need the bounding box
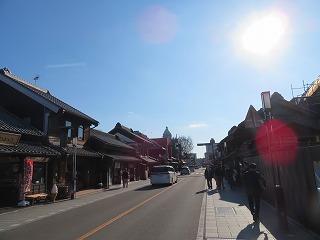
[105,154,141,162]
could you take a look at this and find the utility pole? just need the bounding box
[33,75,39,85]
[261,91,288,230]
[71,137,77,199]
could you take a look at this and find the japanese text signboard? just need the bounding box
[0,131,21,146]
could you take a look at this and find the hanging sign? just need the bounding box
[24,159,33,193]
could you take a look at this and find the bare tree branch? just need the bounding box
[178,136,194,155]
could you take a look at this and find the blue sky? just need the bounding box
[1,0,320,158]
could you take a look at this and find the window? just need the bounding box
[65,121,72,139]
[78,125,84,140]
[32,163,45,184]
[0,162,19,185]
[314,161,320,202]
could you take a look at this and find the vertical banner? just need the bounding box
[24,159,33,193]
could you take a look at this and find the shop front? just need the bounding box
[0,148,58,206]
[0,156,20,206]
[106,155,141,185]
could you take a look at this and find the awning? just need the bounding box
[105,154,141,163]
[140,156,158,164]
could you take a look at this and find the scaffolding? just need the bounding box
[291,75,320,106]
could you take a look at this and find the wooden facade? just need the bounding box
[217,92,320,234]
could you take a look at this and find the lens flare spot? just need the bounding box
[255,119,298,165]
[136,4,178,44]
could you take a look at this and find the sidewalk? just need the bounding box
[1,177,319,239]
[198,185,319,240]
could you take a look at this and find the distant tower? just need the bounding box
[163,126,172,139]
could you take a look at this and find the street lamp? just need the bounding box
[261,91,288,229]
[210,138,216,160]
[71,137,77,199]
[197,139,216,163]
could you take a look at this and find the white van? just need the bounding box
[150,165,177,185]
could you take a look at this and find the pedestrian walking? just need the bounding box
[233,161,242,187]
[240,161,249,186]
[226,165,236,189]
[243,163,266,222]
[221,163,226,190]
[204,166,213,189]
[214,163,223,190]
[122,168,129,188]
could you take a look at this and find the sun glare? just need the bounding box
[241,11,288,56]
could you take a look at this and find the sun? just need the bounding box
[241,11,288,56]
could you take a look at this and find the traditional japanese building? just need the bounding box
[0,68,101,196]
[109,122,155,182]
[85,129,141,185]
[0,106,59,206]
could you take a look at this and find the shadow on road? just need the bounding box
[195,189,207,194]
[237,222,268,240]
[207,189,219,195]
[134,185,168,191]
[104,187,122,192]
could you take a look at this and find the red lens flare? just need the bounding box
[255,119,298,165]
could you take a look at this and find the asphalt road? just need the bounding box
[0,170,206,240]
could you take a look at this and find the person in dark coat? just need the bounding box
[214,163,223,190]
[244,163,266,221]
[204,166,213,189]
[122,168,129,188]
[226,165,236,189]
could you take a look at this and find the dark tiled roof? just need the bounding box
[90,129,134,149]
[0,106,45,136]
[66,146,101,158]
[0,68,99,126]
[0,142,60,156]
[134,132,166,150]
[109,122,154,145]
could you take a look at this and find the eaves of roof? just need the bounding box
[136,135,166,150]
[0,106,45,137]
[277,97,317,116]
[90,129,134,150]
[104,154,141,162]
[0,142,60,156]
[0,68,99,126]
[133,132,166,150]
[66,146,101,158]
[140,156,158,164]
[109,123,153,145]
[217,121,254,149]
[152,138,171,146]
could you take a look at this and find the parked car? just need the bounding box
[188,165,195,172]
[180,166,190,175]
[150,165,177,185]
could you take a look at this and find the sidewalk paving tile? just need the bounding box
[204,185,318,240]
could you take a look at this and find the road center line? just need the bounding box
[76,182,181,240]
